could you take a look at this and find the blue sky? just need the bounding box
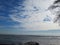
[0,0,24,27]
[0,0,60,35]
[0,0,25,34]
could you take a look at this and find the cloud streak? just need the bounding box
[9,0,60,30]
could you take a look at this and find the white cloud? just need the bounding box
[10,0,60,30]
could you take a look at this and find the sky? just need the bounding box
[0,0,60,35]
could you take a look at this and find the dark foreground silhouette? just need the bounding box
[24,41,39,45]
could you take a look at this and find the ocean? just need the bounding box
[0,34,60,45]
